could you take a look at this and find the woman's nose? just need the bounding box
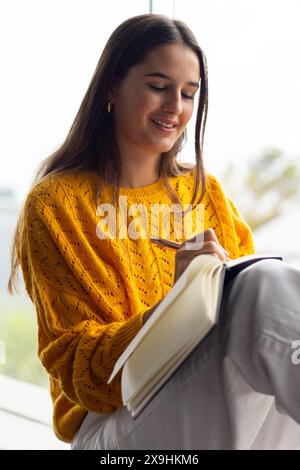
[162,92,183,115]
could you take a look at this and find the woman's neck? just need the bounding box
[119,158,161,188]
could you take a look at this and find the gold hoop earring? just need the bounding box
[107,101,113,113]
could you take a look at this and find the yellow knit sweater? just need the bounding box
[17,168,255,443]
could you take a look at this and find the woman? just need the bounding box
[8,14,300,450]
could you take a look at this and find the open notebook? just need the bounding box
[108,253,282,418]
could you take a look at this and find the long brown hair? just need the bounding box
[8,13,208,294]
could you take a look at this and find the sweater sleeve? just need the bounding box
[226,197,255,256]
[17,191,145,414]
[204,170,255,258]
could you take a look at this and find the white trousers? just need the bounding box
[71,259,300,450]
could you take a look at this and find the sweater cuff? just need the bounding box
[113,312,145,352]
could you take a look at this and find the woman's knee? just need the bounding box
[233,258,285,297]
[240,258,283,280]
[223,259,285,327]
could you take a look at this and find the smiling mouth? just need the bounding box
[150,119,178,132]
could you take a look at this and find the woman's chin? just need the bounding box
[151,140,176,153]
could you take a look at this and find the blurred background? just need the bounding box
[1,0,299,449]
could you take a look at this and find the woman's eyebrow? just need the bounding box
[143,72,200,89]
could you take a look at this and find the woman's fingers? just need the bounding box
[182,229,229,259]
[151,229,230,262]
[152,230,231,285]
[202,240,228,261]
[183,228,219,250]
[178,241,227,262]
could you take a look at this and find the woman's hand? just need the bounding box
[173,229,230,283]
[143,229,229,324]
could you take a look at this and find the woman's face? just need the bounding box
[109,43,200,161]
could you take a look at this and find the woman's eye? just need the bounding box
[149,85,166,91]
[182,94,194,101]
[149,85,194,100]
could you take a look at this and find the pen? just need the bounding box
[150,237,232,260]
[150,238,183,250]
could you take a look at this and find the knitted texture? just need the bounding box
[17,169,255,443]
